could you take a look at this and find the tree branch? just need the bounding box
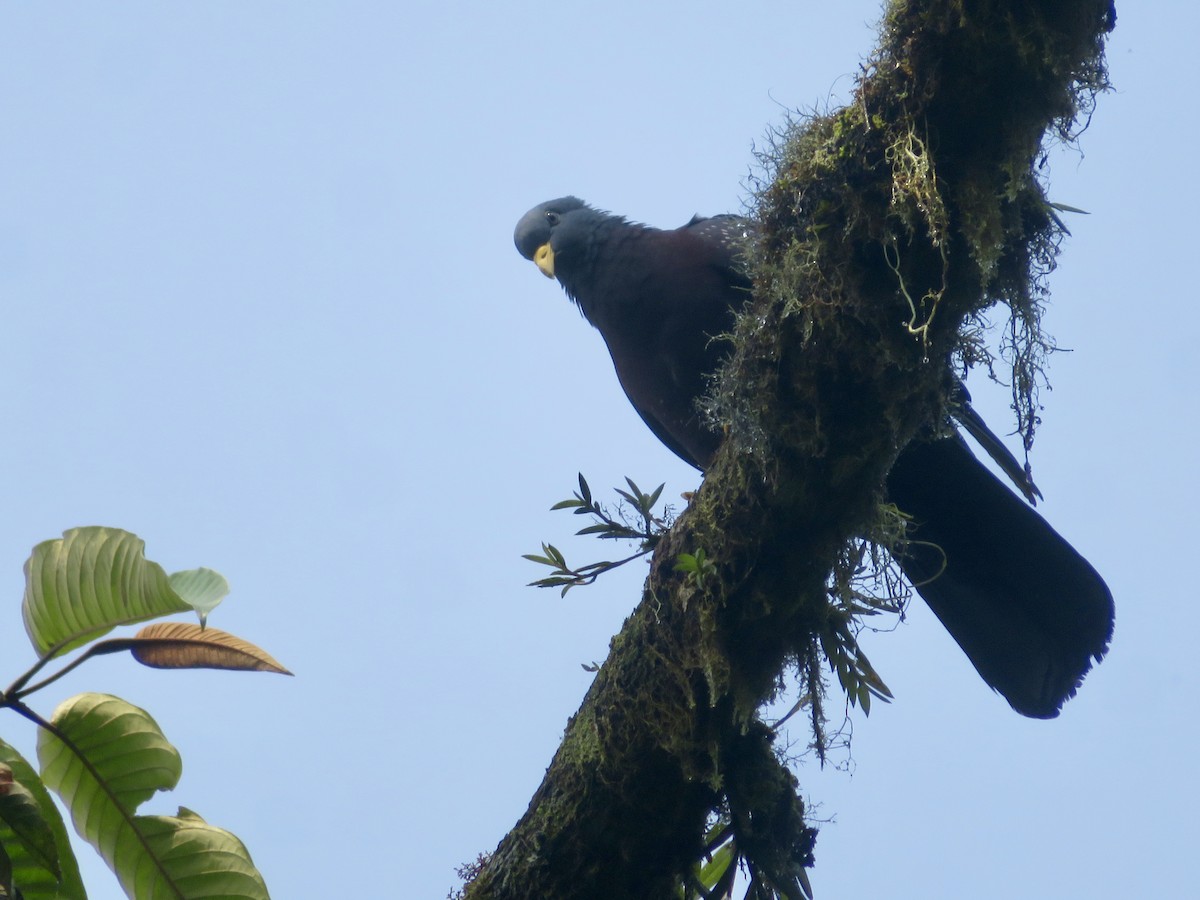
[466,1,1115,896]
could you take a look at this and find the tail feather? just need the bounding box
[886,438,1114,718]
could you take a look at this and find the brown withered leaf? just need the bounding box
[129,622,292,675]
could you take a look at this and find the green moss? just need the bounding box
[698,0,1113,754]
[466,5,1115,897]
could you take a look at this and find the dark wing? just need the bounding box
[582,214,755,470]
[682,213,755,291]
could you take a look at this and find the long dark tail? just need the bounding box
[885,437,1114,718]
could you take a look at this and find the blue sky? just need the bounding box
[1,2,1195,897]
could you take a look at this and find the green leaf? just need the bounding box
[37,693,268,899]
[647,483,665,511]
[696,841,735,892]
[37,693,182,850]
[614,488,638,507]
[129,811,268,899]
[575,524,615,536]
[22,527,191,658]
[0,738,86,900]
[530,576,574,588]
[0,839,12,898]
[167,568,229,627]
[0,764,60,881]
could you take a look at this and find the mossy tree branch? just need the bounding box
[465,1,1114,897]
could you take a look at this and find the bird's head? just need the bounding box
[513,197,612,281]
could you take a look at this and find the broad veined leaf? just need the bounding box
[127,623,292,675]
[0,764,59,880]
[167,568,229,627]
[23,528,191,658]
[37,694,182,860]
[132,810,268,899]
[37,693,268,899]
[0,738,86,900]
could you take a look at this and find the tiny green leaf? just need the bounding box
[647,483,665,510]
[168,567,230,627]
[576,524,615,536]
[614,488,638,507]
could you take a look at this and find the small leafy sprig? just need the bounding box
[674,547,717,589]
[770,537,906,767]
[523,475,672,596]
[680,814,814,900]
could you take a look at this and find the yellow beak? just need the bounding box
[534,243,555,279]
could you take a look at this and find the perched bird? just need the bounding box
[514,196,1113,718]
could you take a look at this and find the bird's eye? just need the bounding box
[545,211,560,226]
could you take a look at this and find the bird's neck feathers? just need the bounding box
[557,215,655,328]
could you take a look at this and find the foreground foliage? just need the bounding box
[0,526,288,899]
